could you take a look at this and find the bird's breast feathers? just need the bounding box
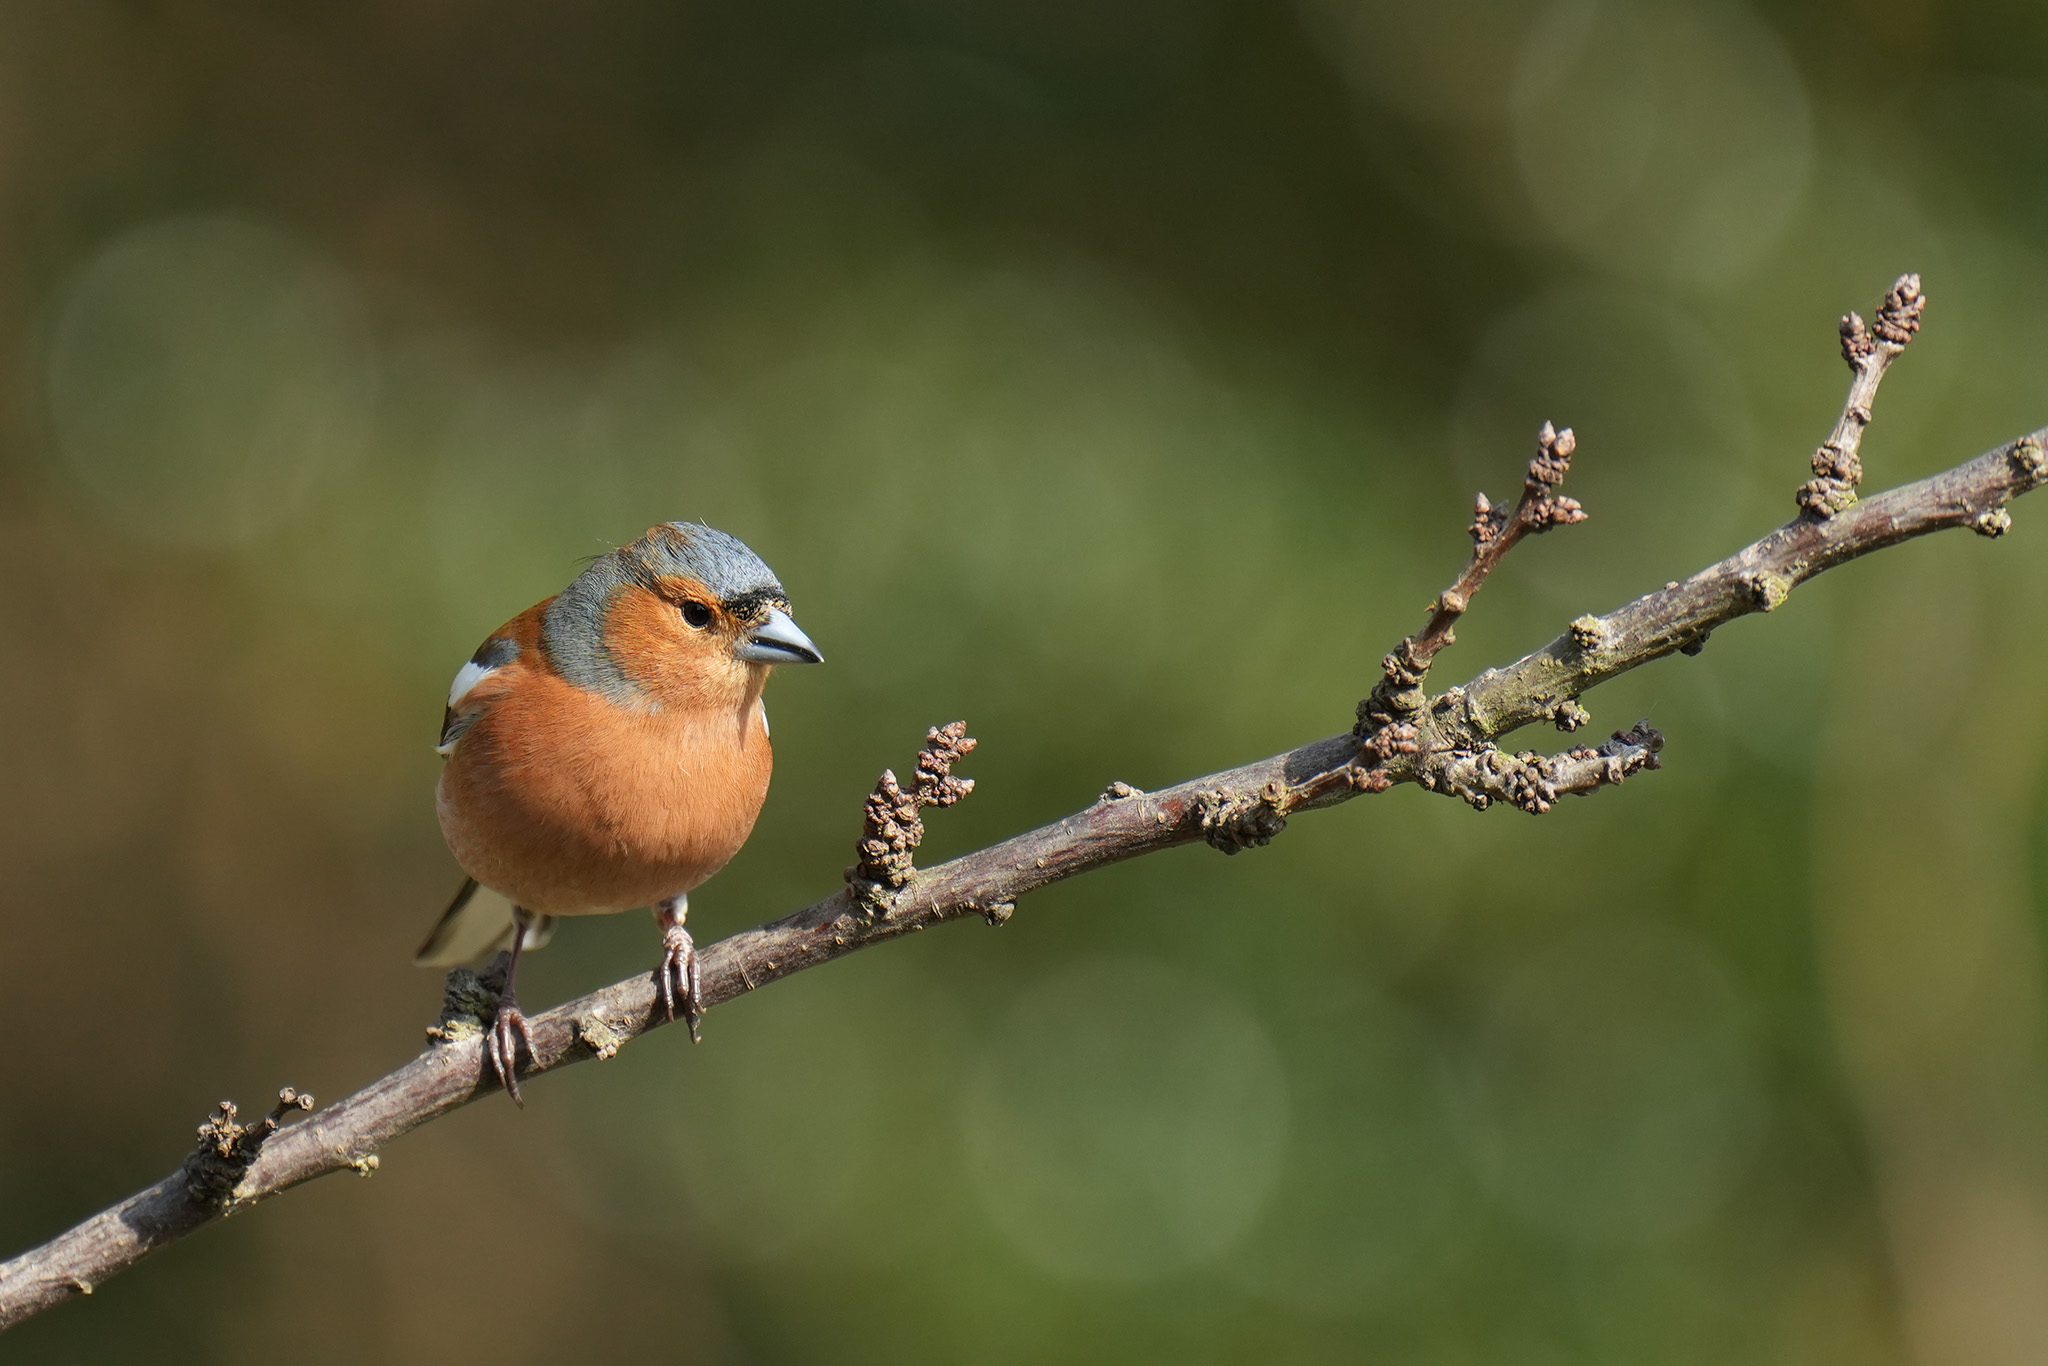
[435,625,774,914]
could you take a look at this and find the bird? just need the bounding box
[417,521,822,1104]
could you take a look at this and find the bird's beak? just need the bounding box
[736,607,823,665]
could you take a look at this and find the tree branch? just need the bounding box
[4,275,2042,1332]
[1439,424,2045,749]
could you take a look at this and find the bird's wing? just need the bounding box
[435,633,522,757]
[414,877,556,967]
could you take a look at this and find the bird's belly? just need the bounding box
[438,704,771,916]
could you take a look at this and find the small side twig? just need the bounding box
[1797,273,1925,518]
[1417,722,1664,814]
[1339,420,1591,803]
[182,1089,314,1209]
[1359,421,1586,735]
[847,721,977,916]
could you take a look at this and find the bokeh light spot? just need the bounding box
[961,956,1288,1282]
[1298,0,1547,129]
[1511,0,1813,286]
[1221,983,1479,1313]
[42,214,377,547]
[562,971,891,1264]
[1458,921,1766,1246]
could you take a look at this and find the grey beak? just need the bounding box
[736,606,822,665]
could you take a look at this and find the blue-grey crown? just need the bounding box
[641,522,784,603]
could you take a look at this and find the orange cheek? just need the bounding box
[604,590,736,706]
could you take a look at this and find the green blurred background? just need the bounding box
[4,1,2046,1362]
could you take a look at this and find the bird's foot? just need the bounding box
[657,921,703,1043]
[488,989,534,1106]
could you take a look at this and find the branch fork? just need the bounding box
[1337,419,1606,814]
[1359,420,1585,736]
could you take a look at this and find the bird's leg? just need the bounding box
[488,908,538,1106]
[654,896,703,1043]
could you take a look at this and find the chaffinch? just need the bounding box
[417,521,822,1103]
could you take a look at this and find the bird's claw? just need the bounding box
[488,994,534,1106]
[657,923,703,1043]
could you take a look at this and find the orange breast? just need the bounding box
[437,666,775,915]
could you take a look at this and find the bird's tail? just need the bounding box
[414,878,555,967]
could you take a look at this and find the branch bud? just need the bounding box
[1872,273,1926,350]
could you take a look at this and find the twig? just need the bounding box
[846,722,978,916]
[1797,274,1926,518]
[2,275,2042,1332]
[1439,431,2043,747]
[183,1089,315,1209]
[1342,418,1595,800]
[1417,722,1664,814]
[1360,419,1587,732]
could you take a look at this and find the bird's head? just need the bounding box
[543,522,821,710]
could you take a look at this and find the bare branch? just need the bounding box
[1437,429,2047,749]
[2,277,2042,1333]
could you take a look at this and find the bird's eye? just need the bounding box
[679,600,714,629]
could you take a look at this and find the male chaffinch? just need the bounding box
[417,521,822,1103]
